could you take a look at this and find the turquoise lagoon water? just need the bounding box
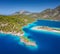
[0,20,60,54]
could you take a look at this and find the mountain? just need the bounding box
[38,5,60,19]
[13,5,60,20]
[13,10,31,15]
[27,5,59,20]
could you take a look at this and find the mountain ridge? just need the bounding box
[12,5,60,20]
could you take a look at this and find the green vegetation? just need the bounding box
[0,15,35,33]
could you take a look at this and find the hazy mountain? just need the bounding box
[13,5,60,20]
[38,5,60,19]
[28,6,59,20]
[13,10,31,15]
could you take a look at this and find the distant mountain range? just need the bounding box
[13,10,31,15]
[13,5,60,20]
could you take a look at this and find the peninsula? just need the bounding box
[31,26,60,33]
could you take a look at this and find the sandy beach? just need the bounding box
[31,26,60,33]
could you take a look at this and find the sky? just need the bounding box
[0,0,60,15]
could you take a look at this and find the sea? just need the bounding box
[0,20,60,54]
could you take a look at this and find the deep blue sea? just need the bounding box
[0,20,60,54]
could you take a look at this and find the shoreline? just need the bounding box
[0,30,37,47]
[0,30,24,36]
[31,26,60,33]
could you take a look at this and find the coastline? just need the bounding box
[31,26,60,33]
[0,30,24,36]
[0,30,37,47]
